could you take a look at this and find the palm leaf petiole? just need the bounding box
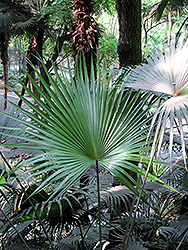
[96,159,102,250]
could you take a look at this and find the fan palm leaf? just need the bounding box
[0,59,176,200]
[100,185,134,212]
[12,16,39,34]
[151,0,185,22]
[126,37,188,168]
[157,216,188,248]
[0,98,26,145]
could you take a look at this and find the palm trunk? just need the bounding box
[19,30,45,105]
[72,0,98,75]
[35,27,50,89]
[168,10,172,47]
[0,33,9,111]
[3,51,9,111]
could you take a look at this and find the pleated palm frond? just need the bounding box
[162,165,187,188]
[0,182,31,249]
[15,184,87,223]
[0,98,26,145]
[100,186,134,212]
[157,216,188,248]
[126,37,188,168]
[144,182,183,220]
[58,225,111,250]
[0,180,89,248]
[0,0,33,32]
[151,0,185,22]
[12,16,39,34]
[1,59,175,200]
[127,239,149,250]
[0,1,17,30]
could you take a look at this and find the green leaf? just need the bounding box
[2,58,168,200]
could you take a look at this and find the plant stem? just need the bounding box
[176,228,188,250]
[96,159,102,250]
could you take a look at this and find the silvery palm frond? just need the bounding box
[126,37,188,168]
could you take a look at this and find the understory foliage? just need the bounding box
[1,154,188,249]
[0,40,188,249]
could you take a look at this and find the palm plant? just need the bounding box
[0,97,27,145]
[112,165,188,250]
[0,58,177,249]
[0,0,36,110]
[0,151,93,249]
[72,0,99,74]
[151,0,187,22]
[126,37,188,169]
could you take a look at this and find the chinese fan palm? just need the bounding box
[1,59,165,200]
[126,38,188,168]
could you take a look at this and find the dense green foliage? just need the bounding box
[0,1,188,250]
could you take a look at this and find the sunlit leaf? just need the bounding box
[125,37,188,169]
[1,58,174,200]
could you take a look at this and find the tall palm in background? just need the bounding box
[72,0,99,74]
[0,0,35,111]
[115,0,142,67]
[153,0,187,21]
[151,0,188,46]
[17,0,73,106]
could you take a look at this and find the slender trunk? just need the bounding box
[3,51,9,111]
[0,33,9,111]
[168,10,172,47]
[35,28,49,86]
[142,19,148,58]
[18,34,38,106]
[18,29,71,104]
[116,0,142,67]
[19,30,45,104]
[96,160,102,250]
[18,38,22,75]
[45,33,71,71]
[18,73,29,107]
[176,16,188,43]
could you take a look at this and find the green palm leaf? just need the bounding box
[1,59,175,200]
[126,37,188,168]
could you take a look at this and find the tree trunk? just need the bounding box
[168,9,172,47]
[3,50,9,111]
[116,0,142,67]
[18,28,46,106]
[72,0,98,75]
[112,1,142,220]
[35,27,50,88]
[0,33,9,111]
